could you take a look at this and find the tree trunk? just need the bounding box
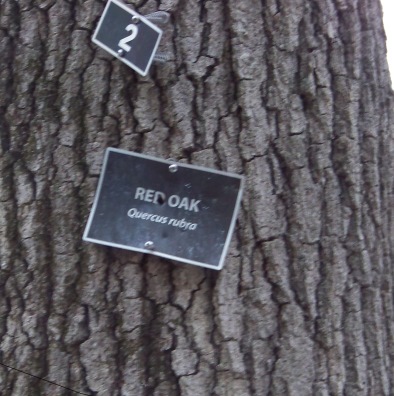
[0,0,393,395]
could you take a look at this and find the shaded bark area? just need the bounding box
[0,0,393,395]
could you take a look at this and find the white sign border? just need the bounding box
[92,0,163,76]
[83,148,244,270]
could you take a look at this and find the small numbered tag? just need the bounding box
[92,0,163,76]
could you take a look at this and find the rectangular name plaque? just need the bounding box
[83,148,244,270]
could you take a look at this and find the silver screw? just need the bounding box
[117,49,125,57]
[132,15,140,23]
[144,241,154,250]
[169,164,178,173]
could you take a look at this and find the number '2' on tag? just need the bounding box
[92,0,163,76]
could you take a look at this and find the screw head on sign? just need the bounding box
[144,241,154,250]
[169,164,178,173]
[132,15,140,24]
[117,49,125,57]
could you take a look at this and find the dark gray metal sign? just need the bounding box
[92,0,162,76]
[83,148,244,270]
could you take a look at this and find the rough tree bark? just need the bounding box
[0,0,393,395]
